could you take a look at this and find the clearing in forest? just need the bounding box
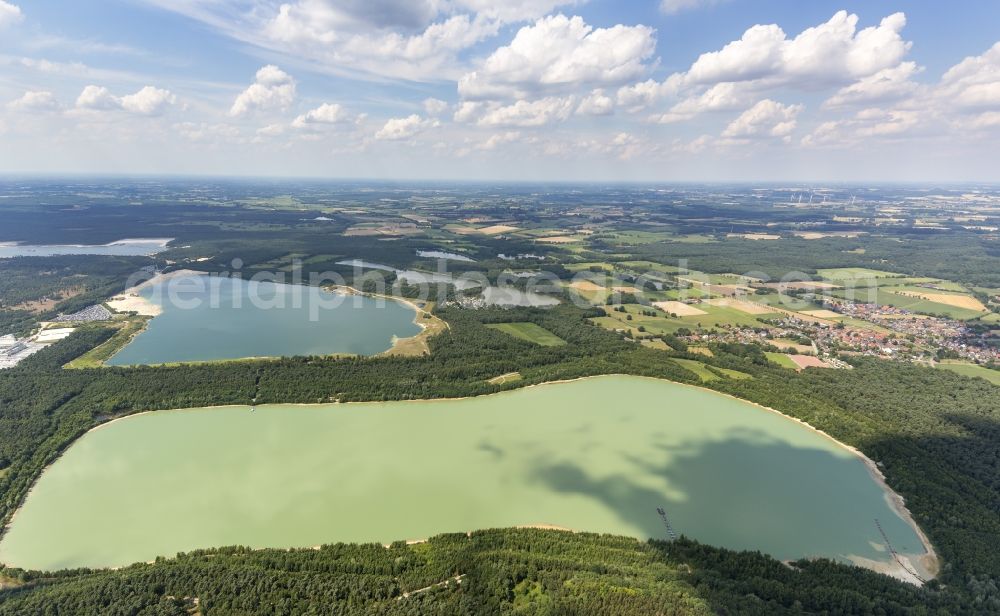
[817,267,902,280]
[669,358,719,381]
[934,361,1000,385]
[486,322,566,346]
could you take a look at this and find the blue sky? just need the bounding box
[1,0,999,181]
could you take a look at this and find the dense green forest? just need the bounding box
[1,303,998,613]
[628,235,1000,288]
[0,256,156,335]
[0,529,966,615]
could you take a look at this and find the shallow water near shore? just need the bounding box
[0,376,931,575]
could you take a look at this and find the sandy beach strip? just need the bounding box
[106,269,205,317]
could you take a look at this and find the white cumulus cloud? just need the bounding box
[0,1,22,27]
[375,114,437,140]
[75,84,176,115]
[802,108,921,148]
[939,42,1000,110]
[292,102,350,128]
[76,85,119,110]
[478,130,522,150]
[423,97,449,116]
[824,62,922,108]
[687,11,910,87]
[653,82,751,123]
[616,78,679,113]
[458,15,657,100]
[475,97,576,127]
[722,99,802,139]
[120,86,176,115]
[230,65,296,116]
[8,90,59,112]
[615,11,912,116]
[576,89,614,116]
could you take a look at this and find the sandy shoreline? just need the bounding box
[106,296,162,317]
[106,269,205,317]
[2,376,938,582]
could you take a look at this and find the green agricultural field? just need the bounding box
[659,287,712,300]
[564,261,614,272]
[916,279,970,292]
[666,358,748,381]
[64,317,151,369]
[486,322,566,346]
[590,315,636,334]
[619,260,682,274]
[670,233,717,243]
[887,285,979,298]
[694,272,759,285]
[765,352,799,369]
[669,358,719,381]
[934,361,1000,386]
[714,366,753,379]
[593,303,774,336]
[599,231,676,246]
[753,293,827,312]
[817,267,905,280]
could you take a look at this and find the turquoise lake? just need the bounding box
[0,376,931,574]
[107,274,422,365]
[0,238,171,258]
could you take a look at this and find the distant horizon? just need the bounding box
[3,173,1000,187]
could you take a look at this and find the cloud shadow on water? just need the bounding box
[529,430,919,565]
